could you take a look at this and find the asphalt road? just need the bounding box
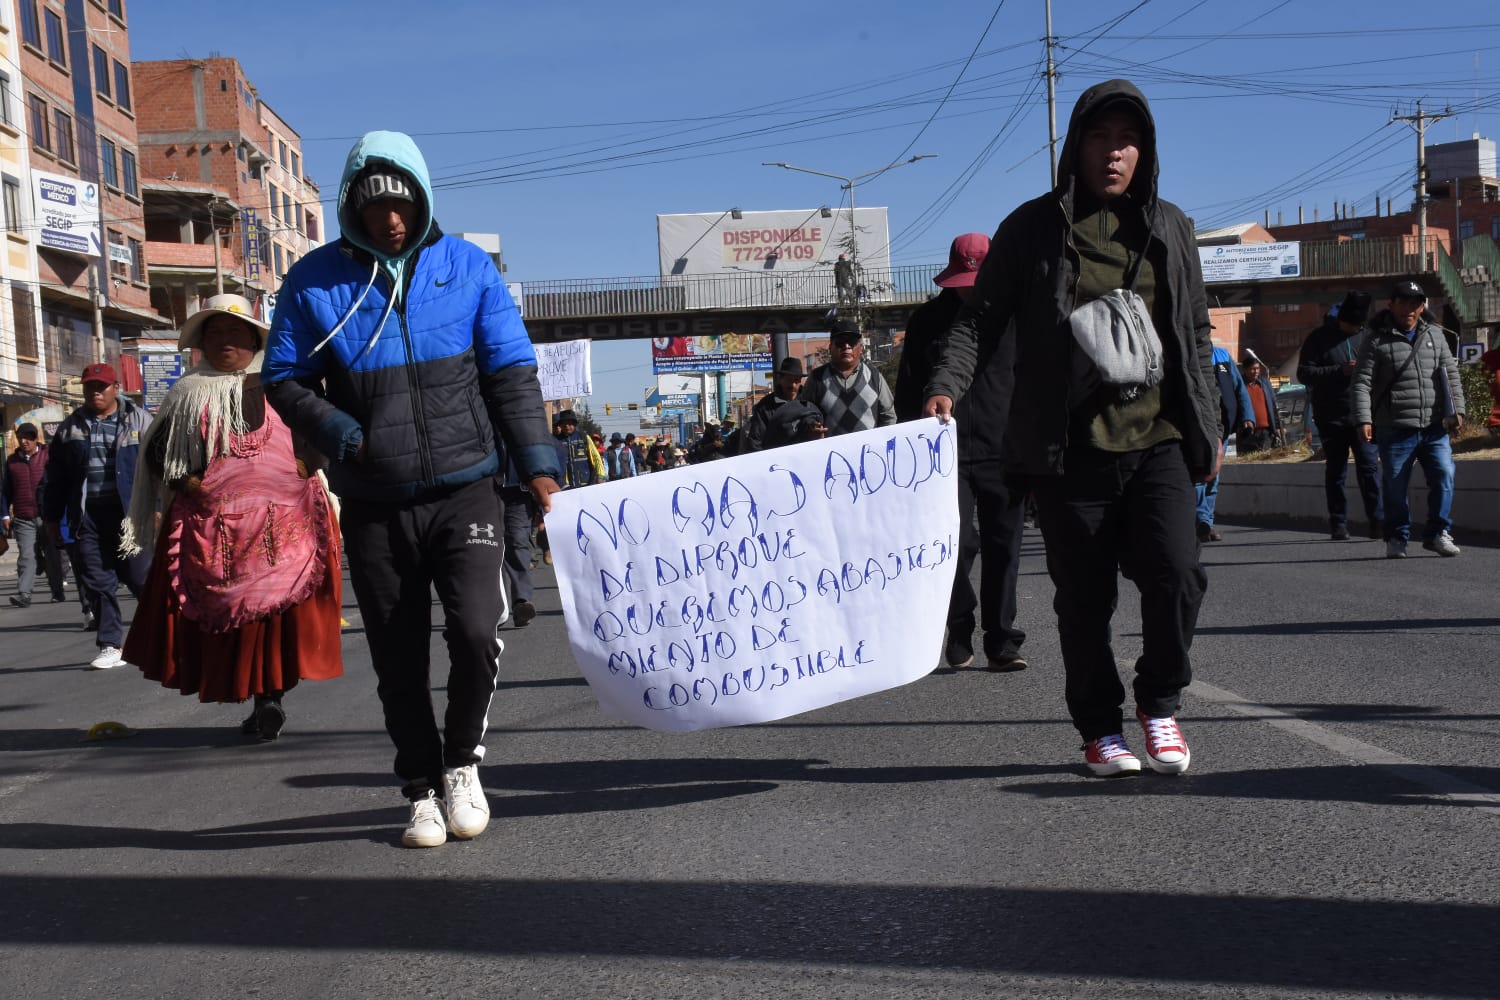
[0,521,1496,999]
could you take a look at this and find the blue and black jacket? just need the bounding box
[1210,346,1252,442]
[261,130,558,503]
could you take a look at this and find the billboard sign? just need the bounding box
[650,333,772,374]
[657,207,892,308]
[33,168,101,257]
[1198,242,1301,283]
[140,353,186,410]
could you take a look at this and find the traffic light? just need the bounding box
[605,404,612,415]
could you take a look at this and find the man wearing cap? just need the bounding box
[923,80,1220,778]
[1298,291,1383,540]
[42,363,154,669]
[1353,280,1464,559]
[550,410,600,490]
[800,319,897,435]
[4,422,67,607]
[261,130,561,848]
[896,232,1028,673]
[742,357,825,452]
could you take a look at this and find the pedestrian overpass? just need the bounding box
[514,235,1500,344]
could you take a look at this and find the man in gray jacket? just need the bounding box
[1353,280,1464,558]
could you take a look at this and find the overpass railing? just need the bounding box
[519,263,944,320]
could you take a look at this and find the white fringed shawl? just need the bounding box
[120,353,264,558]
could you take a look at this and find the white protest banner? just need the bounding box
[535,339,592,401]
[546,418,960,732]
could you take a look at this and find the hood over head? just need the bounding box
[337,130,435,264]
[1055,79,1158,212]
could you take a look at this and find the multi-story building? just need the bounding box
[16,0,161,400]
[132,56,323,329]
[0,1,45,432]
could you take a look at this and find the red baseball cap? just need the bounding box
[80,363,119,385]
[933,233,990,288]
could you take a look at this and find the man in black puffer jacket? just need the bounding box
[923,79,1219,779]
[1297,291,1382,540]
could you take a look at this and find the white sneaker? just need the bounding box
[89,646,123,670]
[1385,538,1408,559]
[402,790,447,849]
[1422,531,1461,557]
[443,764,491,840]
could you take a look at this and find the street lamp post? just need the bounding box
[762,155,936,331]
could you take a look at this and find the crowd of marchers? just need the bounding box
[0,77,1483,850]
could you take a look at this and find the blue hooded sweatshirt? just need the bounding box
[260,130,558,502]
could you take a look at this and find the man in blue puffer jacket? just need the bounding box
[262,131,560,849]
[1194,345,1253,541]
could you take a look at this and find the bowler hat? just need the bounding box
[1336,291,1371,326]
[554,409,578,425]
[776,357,805,377]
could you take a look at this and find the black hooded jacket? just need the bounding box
[923,79,1220,476]
[1296,316,1365,427]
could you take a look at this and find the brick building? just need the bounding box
[132,56,323,330]
[15,0,161,400]
[0,1,44,428]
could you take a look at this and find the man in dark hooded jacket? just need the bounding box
[1297,291,1382,540]
[923,80,1220,778]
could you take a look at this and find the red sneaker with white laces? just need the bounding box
[1136,712,1191,774]
[1082,733,1142,777]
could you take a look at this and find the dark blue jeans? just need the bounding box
[948,459,1026,661]
[1375,425,1455,543]
[77,502,151,648]
[1316,422,1383,530]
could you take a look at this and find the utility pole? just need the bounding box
[1391,101,1452,273]
[1045,0,1059,188]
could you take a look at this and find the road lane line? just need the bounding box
[1191,679,1500,816]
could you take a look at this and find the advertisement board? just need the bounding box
[657,207,892,308]
[1198,242,1301,283]
[33,168,102,257]
[139,353,186,410]
[651,333,772,375]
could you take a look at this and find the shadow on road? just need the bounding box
[0,873,1493,995]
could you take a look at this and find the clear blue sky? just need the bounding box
[130,1,1500,435]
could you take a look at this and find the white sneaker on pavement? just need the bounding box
[89,646,123,670]
[443,764,491,840]
[402,789,447,849]
[1422,531,1461,557]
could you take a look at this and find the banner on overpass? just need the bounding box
[545,418,960,731]
[1198,242,1301,283]
[651,333,772,374]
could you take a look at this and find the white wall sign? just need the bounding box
[535,339,592,401]
[33,168,102,257]
[546,418,960,732]
[1198,242,1301,283]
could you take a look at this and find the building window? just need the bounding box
[121,148,138,198]
[283,192,294,228]
[20,2,41,50]
[268,184,280,221]
[107,230,128,281]
[273,242,284,278]
[100,136,118,188]
[113,61,132,111]
[128,237,144,282]
[1485,184,1499,204]
[53,109,75,163]
[93,46,111,100]
[306,211,318,242]
[0,74,13,128]
[290,151,300,179]
[27,94,48,152]
[3,177,22,234]
[1492,217,1500,240]
[278,140,288,169]
[236,144,246,163]
[1458,219,1475,241]
[44,9,66,67]
[13,287,38,360]
[107,0,124,19]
